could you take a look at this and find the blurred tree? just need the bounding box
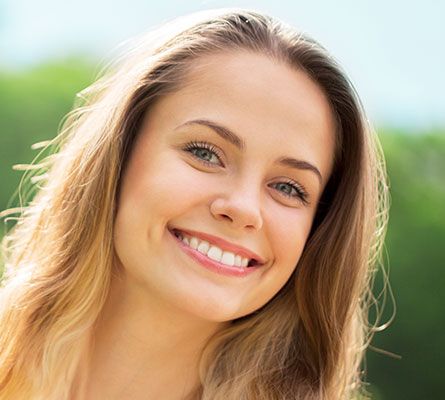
[365,132,445,399]
[0,57,96,214]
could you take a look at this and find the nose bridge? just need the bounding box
[229,177,262,213]
[210,169,263,230]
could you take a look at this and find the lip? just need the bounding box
[169,229,262,277]
[170,227,266,265]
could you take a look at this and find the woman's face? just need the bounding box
[113,51,336,322]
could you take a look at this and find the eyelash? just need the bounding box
[182,140,310,205]
[183,140,224,167]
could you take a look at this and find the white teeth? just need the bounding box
[207,246,222,262]
[221,251,235,266]
[197,240,210,254]
[189,237,199,249]
[206,248,242,268]
[235,255,242,267]
[174,230,255,268]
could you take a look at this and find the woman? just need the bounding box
[0,8,389,400]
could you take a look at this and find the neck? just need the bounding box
[71,273,226,400]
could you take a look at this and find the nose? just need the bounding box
[209,183,263,231]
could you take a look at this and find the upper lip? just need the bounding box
[170,227,266,265]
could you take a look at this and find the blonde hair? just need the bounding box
[0,8,389,399]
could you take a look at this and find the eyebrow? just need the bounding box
[176,118,323,185]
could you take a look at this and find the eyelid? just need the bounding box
[183,140,225,166]
[269,179,310,206]
[182,139,310,206]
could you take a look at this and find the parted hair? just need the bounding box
[0,8,389,400]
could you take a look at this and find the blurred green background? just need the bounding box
[1,55,444,400]
[1,1,444,398]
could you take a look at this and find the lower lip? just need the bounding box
[169,229,260,278]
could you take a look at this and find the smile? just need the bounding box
[169,228,264,278]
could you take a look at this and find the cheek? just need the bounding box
[118,155,181,212]
[115,153,215,245]
[267,208,314,282]
[235,211,312,316]
[278,229,308,267]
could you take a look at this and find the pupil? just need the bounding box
[199,149,209,159]
[279,183,290,194]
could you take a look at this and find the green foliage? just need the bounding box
[0,59,444,399]
[365,131,445,399]
[0,57,96,215]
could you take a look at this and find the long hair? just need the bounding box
[0,8,389,399]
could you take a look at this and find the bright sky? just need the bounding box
[1,0,444,130]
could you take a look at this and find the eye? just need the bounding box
[183,141,224,167]
[182,141,310,206]
[269,179,310,205]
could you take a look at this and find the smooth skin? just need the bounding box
[71,51,336,400]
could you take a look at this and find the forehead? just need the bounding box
[149,51,336,182]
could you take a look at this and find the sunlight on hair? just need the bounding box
[0,8,391,400]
